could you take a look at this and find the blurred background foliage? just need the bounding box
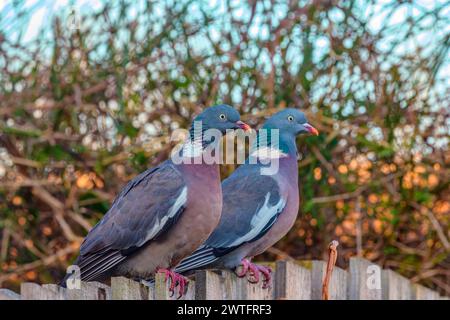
[0,0,449,294]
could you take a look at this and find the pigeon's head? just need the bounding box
[262,108,318,138]
[193,104,251,134]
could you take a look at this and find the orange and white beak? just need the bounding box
[303,123,319,136]
[235,120,252,132]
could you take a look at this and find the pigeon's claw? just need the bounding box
[247,262,260,283]
[257,265,272,289]
[176,274,189,299]
[235,259,272,289]
[235,258,250,277]
[156,268,189,299]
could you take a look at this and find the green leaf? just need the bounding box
[117,121,139,138]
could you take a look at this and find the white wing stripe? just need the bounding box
[182,247,213,260]
[136,187,188,247]
[83,255,125,281]
[227,192,286,247]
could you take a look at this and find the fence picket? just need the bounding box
[21,283,42,300]
[274,261,311,300]
[195,270,223,300]
[311,260,347,300]
[381,270,412,300]
[65,281,111,300]
[111,277,150,300]
[412,284,440,300]
[0,288,21,300]
[348,257,382,300]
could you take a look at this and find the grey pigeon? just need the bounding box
[61,104,250,296]
[175,108,318,287]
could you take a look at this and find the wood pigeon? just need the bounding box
[61,104,250,296]
[174,108,318,288]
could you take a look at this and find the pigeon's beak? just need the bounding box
[235,120,252,132]
[303,123,319,136]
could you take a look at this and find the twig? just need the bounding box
[322,240,339,300]
[0,245,79,284]
[355,197,363,257]
[68,212,92,232]
[0,179,55,188]
[9,231,47,259]
[9,156,42,168]
[31,187,81,242]
[312,189,363,204]
[1,134,80,242]
[310,146,343,187]
[0,227,10,262]
[393,241,428,257]
[430,277,450,296]
[411,269,450,282]
[312,172,403,204]
[266,246,296,261]
[411,202,450,251]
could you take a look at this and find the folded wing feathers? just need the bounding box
[76,186,188,281]
[78,250,125,281]
[175,246,218,273]
[83,254,126,282]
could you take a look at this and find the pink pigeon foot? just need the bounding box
[156,268,189,298]
[235,259,272,289]
[246,262,260,284]
[256,265,272,289]
[235,258,251,277]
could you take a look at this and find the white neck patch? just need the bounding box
[250,146,288,160]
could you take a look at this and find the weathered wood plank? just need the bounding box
[195,270,223,300]
[195,268,273,300]
[348,257,382,300]
[412,284,440,300]
[381,270,412,300]
[0,288,20,300]
[219,270,242,300]
[241,276,274,300]
[21,283,44,300]
[274,261,311,300]
[146,281,155,300]
[311,260,347,300]
[154,273,195,300]
[65,281,111,300]
[42,284,67,300]
[242,262,275,300]
[111,277,149,300]
[21,283,61,300]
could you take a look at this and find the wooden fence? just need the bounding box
[0,257,448,300]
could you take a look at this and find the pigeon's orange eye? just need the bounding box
[287,115,294,122]
[219,114,226,120]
